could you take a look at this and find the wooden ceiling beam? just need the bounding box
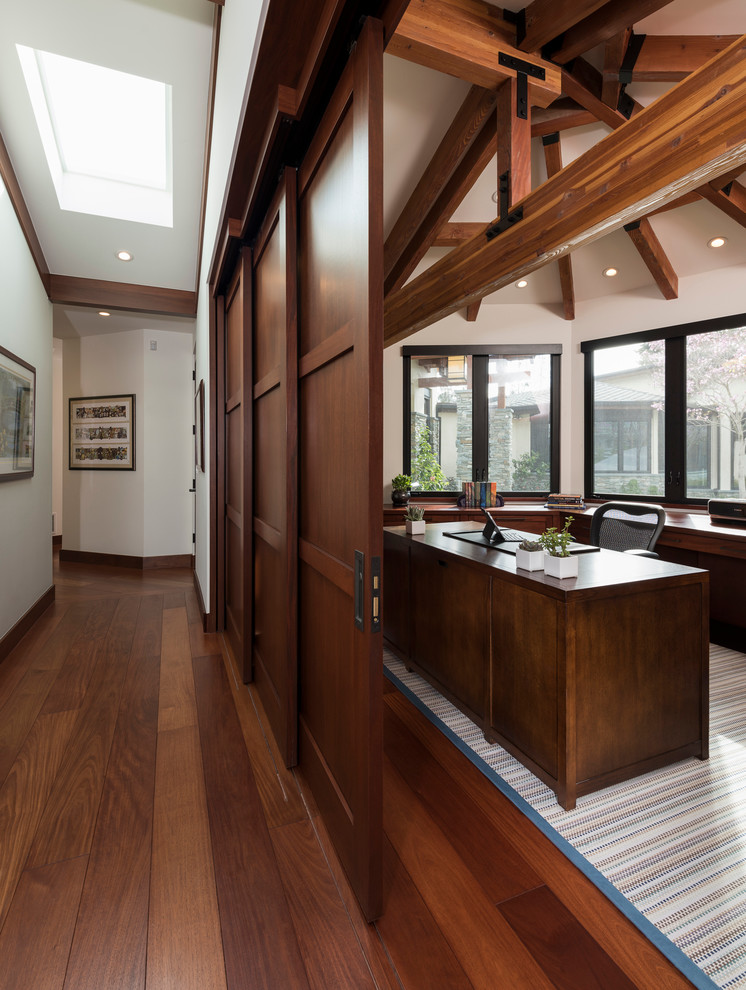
[384,84,497,294]
[496,77,532,214]
[388,0,562,107]
[549,1,675,66]
[384,36,746,344]
[542,134,575,321]
[698,179,746,230]
[631,35,741,82]
[624,217,678,299]
[602,29,632,109]
[531,99,596,137]
[561,59,643,131]
[519,0,609,54]
[434,222,485,246]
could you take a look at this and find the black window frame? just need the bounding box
[402,344,562,498]
[582,312,746,505]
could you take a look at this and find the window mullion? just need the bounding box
[665,337,686,501]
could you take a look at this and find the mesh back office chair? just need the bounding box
[589,502,666,558]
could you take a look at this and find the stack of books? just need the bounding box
[544,493,586,510]
[462,482,504,508]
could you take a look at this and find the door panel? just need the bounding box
[223,254,252,677]
[251,169,298,766]
[297,18,383,922]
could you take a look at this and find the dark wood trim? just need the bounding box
[58,550,192,569]
[48,275,197,317]
[192,566,210,632]
[53,535,62,548]
[214,289,226,636]
[0,130,50,290]
[0,584,55,664]
[194,4,223,295]
[207,292,219,634]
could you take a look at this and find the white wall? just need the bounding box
[193,0,267,613]
[0,178,53,640]
[62,328,192,558]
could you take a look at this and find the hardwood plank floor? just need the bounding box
[0,554,697,989]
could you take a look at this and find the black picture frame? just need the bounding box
[0,344,36,482]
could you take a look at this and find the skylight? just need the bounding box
[17,46,172,227]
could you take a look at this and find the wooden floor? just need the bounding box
[0,555,696,990]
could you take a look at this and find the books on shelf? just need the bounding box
[544,493,586,510]
[461,482,504,508]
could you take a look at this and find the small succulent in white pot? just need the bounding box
[515,536,545,571]
[404,504,426,534]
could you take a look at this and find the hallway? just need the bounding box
[0,557,694,989]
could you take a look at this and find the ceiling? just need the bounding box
[0,0,215,339]
[1,0,745,339]
[382,0,746,315]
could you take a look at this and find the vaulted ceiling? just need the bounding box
[1,0,744,342]
[382,0,746,338]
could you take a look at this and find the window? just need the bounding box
[403,345,561,497]
[583,317,746,503]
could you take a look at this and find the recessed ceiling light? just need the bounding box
[98,311,110,317]
[603,267,618,278]
[708,236,727,249]
[516,279,528,288]
[117,250,133,262]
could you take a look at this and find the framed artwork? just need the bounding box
[0,345,36,481]
[195,378,205,472]
[69,394,135,470]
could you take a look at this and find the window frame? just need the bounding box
[402,344,562,498]
[582,312,746,505]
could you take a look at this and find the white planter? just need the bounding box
[543,552,578,579]
[405,520,426,535]
[515,548,544,571]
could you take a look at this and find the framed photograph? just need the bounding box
[69,394,135,470]
[0,345,35,482]
[195,378,205,473]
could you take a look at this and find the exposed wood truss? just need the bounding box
[384,34,746,343]
[383,0,746,324]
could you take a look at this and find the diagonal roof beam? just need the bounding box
[561,58,643,129]
[531,99,596,137]
[548,1,675,66]
[384,36,746,345]
[519,0,610,54]
[384,85,497,295]
[698,179,746,230]
[624,218,678,299]
[542,134,575,320]
[388,0,561,107]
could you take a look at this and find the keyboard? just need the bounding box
[497,529,524,542]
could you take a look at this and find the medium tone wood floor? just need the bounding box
[0,555,695,989]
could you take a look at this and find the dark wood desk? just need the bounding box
[383,522,710,810]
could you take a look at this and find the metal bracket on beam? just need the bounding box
[498,53,544,120]
[619,32,646,86]
[617,86,635,120]
[502,7,526,48]
[486,206,524,240]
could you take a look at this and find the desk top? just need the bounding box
[384,521,709,602]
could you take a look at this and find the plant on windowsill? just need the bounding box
[404,503,426,535]
[391,473,412,506]
[515,537,544,572]
[539,516,578,578]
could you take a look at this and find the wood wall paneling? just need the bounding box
[296,17,384,922]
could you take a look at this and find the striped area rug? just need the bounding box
[384,644,746,990]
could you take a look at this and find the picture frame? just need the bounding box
[0,345,36,481]
[69,394,135,470]
[195,378,205,473]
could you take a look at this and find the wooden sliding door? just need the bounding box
[251,170,298,766]
[222,249,252,680]
[296,18,384,921]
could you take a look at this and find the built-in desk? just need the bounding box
[384,522,710,810]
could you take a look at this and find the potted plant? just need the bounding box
[404,503,426,534]
[515,536,544,571]
[391,473,412,506]
[539,516,578,578]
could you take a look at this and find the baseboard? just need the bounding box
[0,585,55,664]
[192,568,214,632]
[59,549,193,570]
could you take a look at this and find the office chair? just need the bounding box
[589,501,666,558]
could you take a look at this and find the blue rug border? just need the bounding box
[384,662,719,990]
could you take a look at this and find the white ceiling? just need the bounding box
[1,0,745,338]
[0,0,214,339]
[382,0,746,311]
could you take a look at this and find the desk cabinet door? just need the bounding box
[410,545,490,721]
